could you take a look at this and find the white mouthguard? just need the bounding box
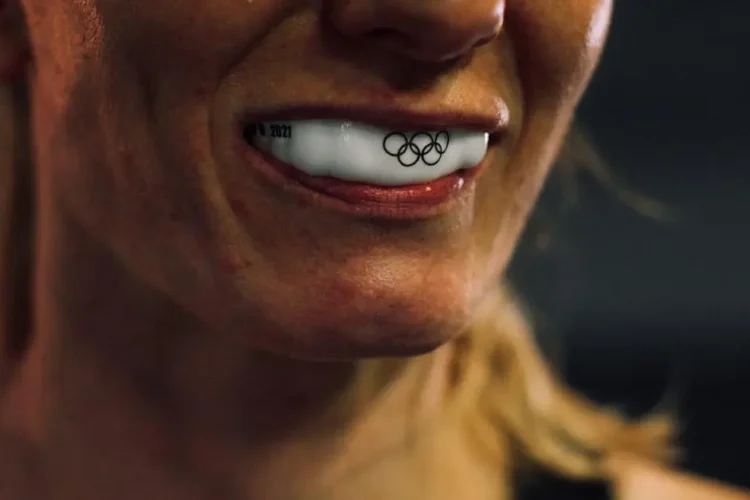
[245,120,489,186]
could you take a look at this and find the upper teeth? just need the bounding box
[245,120,489,186]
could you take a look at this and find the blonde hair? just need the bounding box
[0,81,676,494]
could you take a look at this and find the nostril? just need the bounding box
[366,27,412,48]
[367,27,395,40]
[474,33,497,49]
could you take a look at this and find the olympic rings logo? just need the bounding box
[382,131,451,167]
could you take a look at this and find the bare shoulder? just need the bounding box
[610,456,750,500]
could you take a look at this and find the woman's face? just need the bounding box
[21,0,611,358]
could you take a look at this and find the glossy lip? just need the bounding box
[238,105,509,135]
[233,106,504,219]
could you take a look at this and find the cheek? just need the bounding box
[468,2,612,282]
[507,0,612,106]
[95,0,295,83]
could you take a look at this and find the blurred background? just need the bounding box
[509,0,750,496]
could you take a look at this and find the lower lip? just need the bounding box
[237,140,486,219]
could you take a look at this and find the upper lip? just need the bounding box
[239,105,508,136]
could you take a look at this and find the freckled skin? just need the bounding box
[19,0,610,358]
[4,1,750,499]
[1,0,610,497]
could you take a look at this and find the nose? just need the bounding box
[324,0,505,62]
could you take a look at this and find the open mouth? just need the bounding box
[237,115,499,218]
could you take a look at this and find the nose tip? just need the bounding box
[326,0,505,62]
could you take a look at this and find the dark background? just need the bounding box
[509,0,750,494]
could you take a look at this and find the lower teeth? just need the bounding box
[245,120,489,186]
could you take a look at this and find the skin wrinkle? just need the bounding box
[1,0,748,499]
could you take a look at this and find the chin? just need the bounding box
[276,312,468,361]
[221,266,478,361]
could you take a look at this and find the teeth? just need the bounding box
[245,120,489,186]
